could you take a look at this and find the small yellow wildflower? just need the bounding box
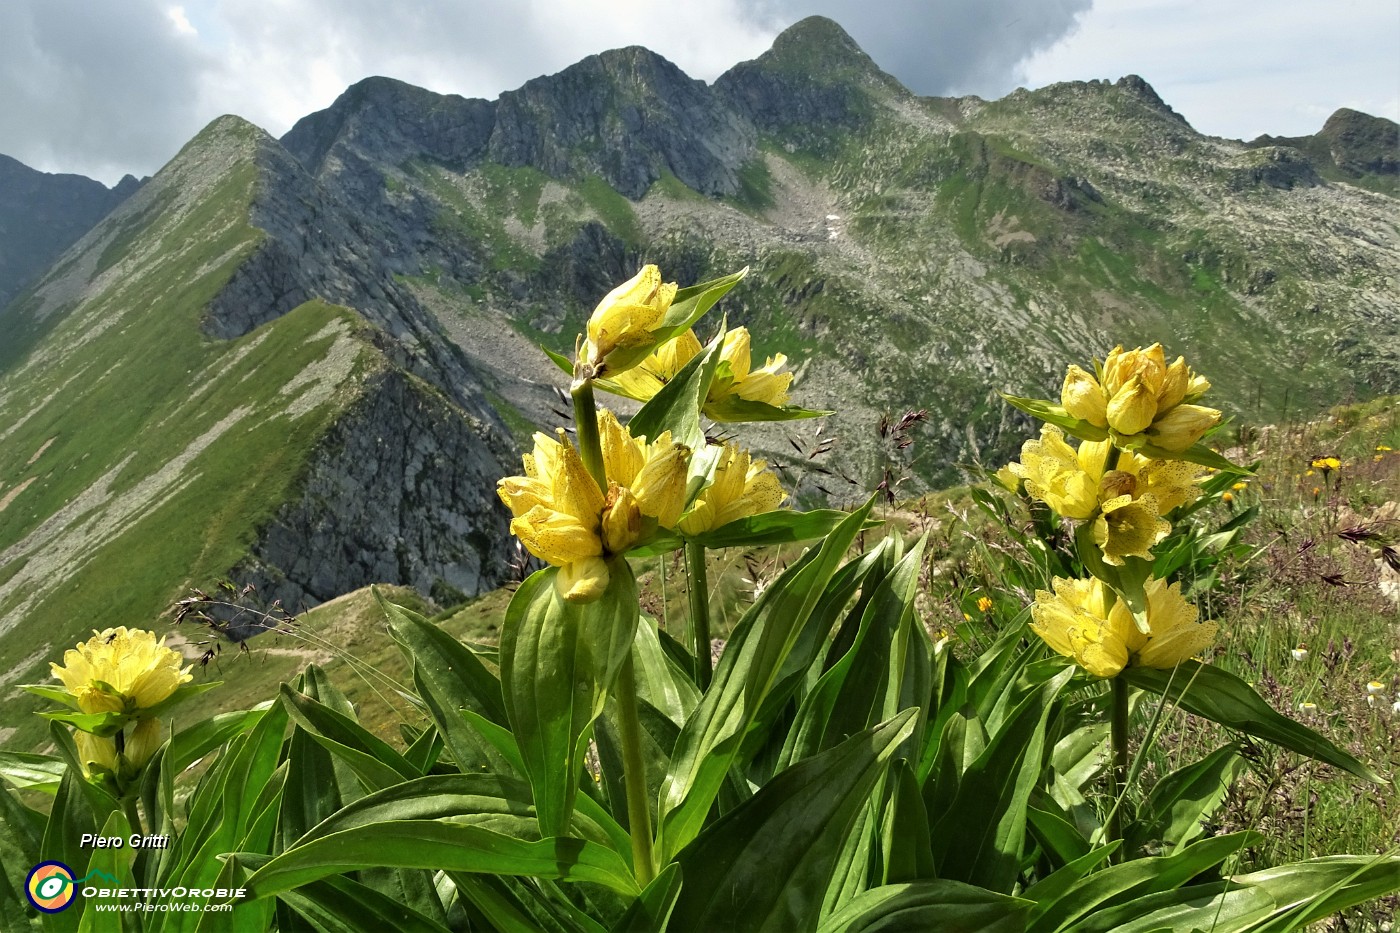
[977,596,994,613]
[1221,491,1234,504]
[1312,486,1322,499]
[1311,456,1341,472]
[1378,445,1393,452]
[51,627,192,716]
[1231,481,1247,491]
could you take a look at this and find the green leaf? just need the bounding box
[243,821,641,900]
[36,709,129,736]
[627,323,722,450]
[1024,831,1257,933]
[501,564,639,837]
[1130,438,1251,474]
[702,395,831,423]
[76,809,132,933]
[1000,394,1109,442]
[20,684,82,708]
[544,346,574,377]
[610,863,682,933]
[280,685,419,790]
[1126,742,1246,854]
[1073,855,1400,933]
[379,588,512,775]
[667,711,916,933]
[690,509,856,550]
[0,751,66,793]
[816,880,1033,933]
[168,705,270,774]
[929,666,1075,893]
[881,760,935,884]
[272,872,457,933]
[1121,661,1384,782]
[658,500,875,860]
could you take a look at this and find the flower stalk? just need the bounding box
[685,540,713,689]
[1109,676,1130,861]
[568,370,656,886]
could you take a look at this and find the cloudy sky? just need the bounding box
[3,0,1396,185]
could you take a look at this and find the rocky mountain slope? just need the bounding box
[0,15,1397,740]
[0,155,139,309]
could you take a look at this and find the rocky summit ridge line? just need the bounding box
[0,16,1396,742]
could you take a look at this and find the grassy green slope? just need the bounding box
[0,118,388,747]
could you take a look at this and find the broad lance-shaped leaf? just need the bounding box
[240,821,640,900]
[689,509,857,550]
[1126,742,1246,853]
[657,500,875,861]
[1067,855,1400,933]
[501,562,639,837]
[666,710,916,933]
[815,880,1032,933]
[1121,661,1384,782]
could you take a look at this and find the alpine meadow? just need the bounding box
[1,14,1398,932]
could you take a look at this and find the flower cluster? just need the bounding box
[1030,577,1217,678]
[498,411,690,602]
[1002,343,1241,679]
[49,627,192,779]
[1062,343,1220,451]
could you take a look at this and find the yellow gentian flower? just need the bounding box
[678,443,786,535]
[1031,576,1217,678]
[604,326,795,419]
[1005,425,1108,520]
[498,410,690,602]
[51,627,193,716]
[579,265,678,376]
[1061,344,1220,452]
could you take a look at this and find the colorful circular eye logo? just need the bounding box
[26,862,77,913]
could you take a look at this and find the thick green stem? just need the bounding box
[1108,676,1130,861]
[571,377,606,490]
[685,540,712,689]
[615,657,656,886]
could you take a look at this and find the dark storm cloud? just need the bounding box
[740,0,1094,96]
[0,1,215,183]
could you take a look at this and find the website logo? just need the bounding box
[25,862,77,913]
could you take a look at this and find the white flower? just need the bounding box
[1290,647,1309,662]
[1392,698,1400,715]
[1298,701,1318,714]
[1366,680,1386,696]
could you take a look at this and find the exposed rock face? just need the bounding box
[1248,108,1398,186]
[0,154,138,310]
[233,366,513,622]
[205,129,499,418]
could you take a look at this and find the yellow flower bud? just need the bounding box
[708,327,794,413]
[1106,376,1158,435]
[75,730,119,777]
[123,716,164,771]
[1157,356,1190,411]
[558,556,611,603]
[1145,404,1220,452]
[580,265,678,375]
[1061,365,1108,427]
[601,485,642,554]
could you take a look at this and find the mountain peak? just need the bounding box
[1113,75,1187,125]
[742,16,898,91]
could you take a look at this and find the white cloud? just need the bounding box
[0,0,1394,184]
